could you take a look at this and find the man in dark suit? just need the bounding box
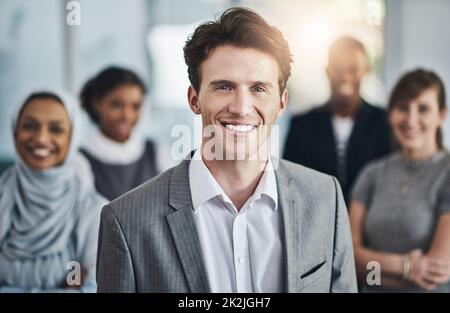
[284,36,392,203]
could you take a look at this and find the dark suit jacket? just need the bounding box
[283,100,392,204]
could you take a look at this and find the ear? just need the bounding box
[439,107,448,125]
[93,96,101,113]
[188,85,201,115]
[325,65,331,81]
[277,88,288,118]
[364,58,371,74]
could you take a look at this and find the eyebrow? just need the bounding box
[209,80,235,89]
[21,115,66,125]
[208,80,274,89]
[252,81,274,88]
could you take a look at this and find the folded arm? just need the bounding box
[350,200,450,290]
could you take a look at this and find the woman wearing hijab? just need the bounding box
[350,69,450,292]
[79,66,159,201]
[0,89,106,292]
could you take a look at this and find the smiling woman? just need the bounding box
[0,89,106,292]
[79,66,159,200]
[350,69,450,293]
[15,93,71,171]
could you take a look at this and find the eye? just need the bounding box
[21,122,37,131]
[251,85,267,93]
[215,84,232,91]
[133,103,142,111]
[109,100,123,109]
[418,104,430,114]
[50,125,65,134]
[396,103,409,112]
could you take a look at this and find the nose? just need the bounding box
[405,107,419,127]
[341,70,353,83]
[339,70,358,88]
[228,89,253,116]
[121,106,136,124]
[35,127,51,145]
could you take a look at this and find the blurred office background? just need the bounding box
[0,0,449,173]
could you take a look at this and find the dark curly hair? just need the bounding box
[80,66,146,124]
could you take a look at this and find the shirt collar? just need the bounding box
[250,159,278,210]
[188,149,278,212]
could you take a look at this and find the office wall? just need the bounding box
[0,0,65,159]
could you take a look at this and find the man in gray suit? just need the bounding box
[97,7,357,293]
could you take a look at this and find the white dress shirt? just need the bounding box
[332,115,354,184]
[189,149,284,293]
[332,115,354,154]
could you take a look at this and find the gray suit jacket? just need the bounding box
[96,158,357,292]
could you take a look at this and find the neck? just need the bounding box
[330,96,362,117]
[100,128,130,144]
[401,145,440,162]
[201,148,268,211]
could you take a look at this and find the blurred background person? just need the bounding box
[79,66,159,201]
[0,90,105,292]
[284,36,392,204]
[350,69,450,292]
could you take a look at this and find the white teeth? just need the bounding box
[33,148,51,157]
[225,124,255,132]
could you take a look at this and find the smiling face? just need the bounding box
[15,98,71,170]
[95,84,144,142]
[326,48,368,109]
[188,45,288,161]
[389,87,447,158]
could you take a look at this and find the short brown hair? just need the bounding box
[183,7,292,94]
[388,68,447,149]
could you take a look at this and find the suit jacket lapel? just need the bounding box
[275,161,306,292]
[166,159,211,293]
[347,101,369,156]
[346,101,370,182]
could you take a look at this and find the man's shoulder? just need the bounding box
[279,158,329,175]
[105,164,177,218]
[277,159,343,217]
[362,101,388,120]
[278,159,336,190]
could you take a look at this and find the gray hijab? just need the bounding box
[0,89,90,260]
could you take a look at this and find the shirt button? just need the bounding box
[238,257,246,264]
